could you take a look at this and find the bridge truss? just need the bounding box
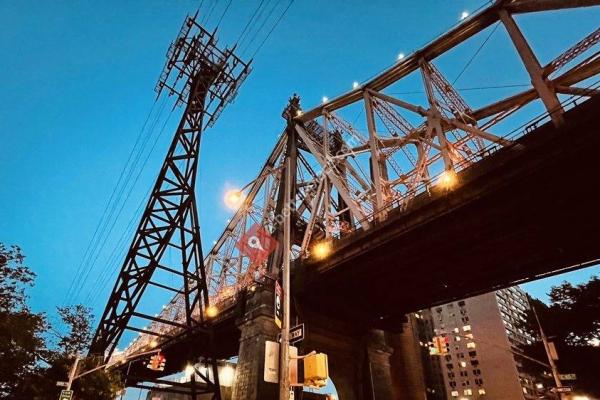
[106,0,600,383]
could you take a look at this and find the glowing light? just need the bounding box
[312,241,332,260]
[536,383,544,389]
[397,52,405,61]
[220,365,235,387]
[438,169,458,190]
[206,305,219,318]
[573,396,590,400]
[460,11,469,20]
[149,339,158,348]
[296,109,303,117]
[224,189,245,210]
[322,96,329,103]
[589,338,600,347]
[353,81,360,89]
[184,364,195,378]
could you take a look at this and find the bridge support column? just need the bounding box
[231,287,279,400]
[388,318,428,400]
[364,329,395,400]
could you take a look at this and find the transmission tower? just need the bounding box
[89,12,250,399]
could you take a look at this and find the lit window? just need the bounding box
[536,383,544,389]
[460,361,467,368]
[478,388,486,395]
[466,342,476,349]
[451,391,459,397]
[456,336,461,342]
[463,325,472,332]
[523,387,528,394]
[454,328,460,333]
[464,389,472,395]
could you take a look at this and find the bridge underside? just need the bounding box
[295,95,600,330]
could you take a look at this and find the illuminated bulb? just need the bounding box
[220,365,235,387]
[438,169,458,190]
[460,11,469,20]
[184,364,195,378]
[224,189,244,210]
[206,305,219,318]
[312,241,332,260]
[296,109,303,117]
[397,52,405,61]
[322,96,329,103]
[353,81,360,89]
[149,339,158,348]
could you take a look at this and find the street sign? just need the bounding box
[289,324,305,344]
[559,373,577,380]
[56,381,68,387]
[274,281,283,329]
[277,323,305,344]
[551,386,572,394]
[59,390,73,400]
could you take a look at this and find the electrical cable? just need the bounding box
[251,0,295,59]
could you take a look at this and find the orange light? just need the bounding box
[438,169,458,190]
[149,339,158,348]
[224,189,244,210]
[205,305,219,318]
[312,241,332,260]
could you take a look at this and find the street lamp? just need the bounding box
[205,305,219,318]
[224,189,245,210]
[438,169,458,190]
[312,241,332,260]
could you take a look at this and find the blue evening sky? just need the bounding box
[1,0,598,364]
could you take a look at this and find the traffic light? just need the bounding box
[303,353,329,388]
[147,352,166,371]
[430,336,449,355]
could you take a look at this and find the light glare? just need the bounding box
[460,11,469,20]
[313,241,332,260]
[397,52,405,60]
[353,81,360,89]
[438,169,458,190]
[206,305,219,318]
[224,189,244,210]
[322,96,329,103]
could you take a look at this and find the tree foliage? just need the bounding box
[521,276,600,397]
[0,243,122,399]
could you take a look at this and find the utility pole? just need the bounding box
[529,297,565,399]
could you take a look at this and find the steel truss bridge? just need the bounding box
[90,0,600,396]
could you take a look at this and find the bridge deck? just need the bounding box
[294,94,600,330]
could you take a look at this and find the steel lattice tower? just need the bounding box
[90,13,250,399]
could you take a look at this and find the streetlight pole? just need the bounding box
[279,131,293,400]
[529,297,565,399]
[66,355,80,391]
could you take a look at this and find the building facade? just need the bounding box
[417,286,544,400]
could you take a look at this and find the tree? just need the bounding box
[0,242,123,399]
[38,305,123,400]
[521,276,600,397]
[0,244,48,399]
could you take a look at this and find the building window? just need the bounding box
[473,369,481,376]
[454,328,460,334]
[478,388,486,395]
[463,325,472,332]
[523,387,528,394]
[455,336,461,342]
[458,301,466,307]
[446,363,454,370]
[466,342,476,349]
[460,361,467,368]
[468,351,477,358]
[451,391,459,397]
[470,360,479,366]
[464,389,472,395]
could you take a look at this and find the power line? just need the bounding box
[239,0,274,52]
[63,98,165,306]
[236,0,267,46]
[251,0,295,59]
[215,0,233,29]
